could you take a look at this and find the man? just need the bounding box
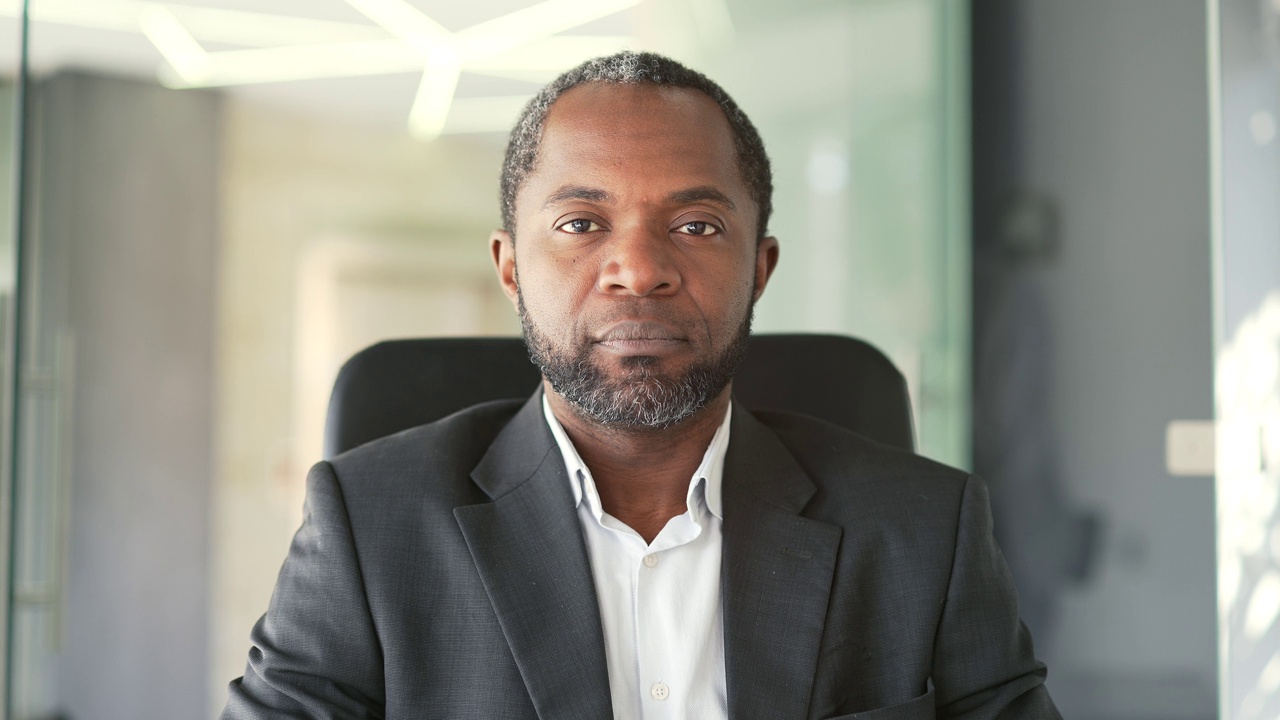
[223,52,1059,719]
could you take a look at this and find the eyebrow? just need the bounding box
[667,186,737,211]
[541,185,613,210]
[538,184,738,212]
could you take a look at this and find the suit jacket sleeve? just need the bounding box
[221,461,386,719]
[932,475,1062,719]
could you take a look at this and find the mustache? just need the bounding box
[582,302,695,340]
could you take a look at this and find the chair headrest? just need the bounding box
[324,333,914,458]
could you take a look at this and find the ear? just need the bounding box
[752,236,780,302]
[490,229,519,308]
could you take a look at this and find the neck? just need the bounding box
[546,381,729,543]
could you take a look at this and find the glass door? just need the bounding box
[0,0,24,714]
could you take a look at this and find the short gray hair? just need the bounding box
[499,51,773,241]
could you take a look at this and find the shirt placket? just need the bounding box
[635,509,703,719]
[635,542,667,719]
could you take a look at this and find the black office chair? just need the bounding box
[324,334,914,459]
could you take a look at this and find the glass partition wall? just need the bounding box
[3,1,969,717]
[0,1,24,715]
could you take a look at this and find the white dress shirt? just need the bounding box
[542,396,731,720]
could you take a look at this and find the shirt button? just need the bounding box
[643,554,659,568]
[651,682,670,701]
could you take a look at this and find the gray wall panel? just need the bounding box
[19,71,219,720]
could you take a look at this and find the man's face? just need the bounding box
[491,82,778,428]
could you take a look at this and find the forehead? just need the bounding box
[521,82,745,205]
[543,81,733,142]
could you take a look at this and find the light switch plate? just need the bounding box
[1166,420,1216,477]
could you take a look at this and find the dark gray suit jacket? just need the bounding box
[223,393,1060,719]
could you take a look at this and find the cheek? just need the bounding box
[689,261,756,335]
[720,255,760,306]
[518,242,591,289]
[516,254,592,326]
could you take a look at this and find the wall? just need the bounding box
[12,72,219,719]
[209,98,516,714]
[973,2,1217,718]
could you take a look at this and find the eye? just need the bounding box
[676,221,720,237]
[557,218,603,234]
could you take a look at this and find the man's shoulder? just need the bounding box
[751,409,965,480]
[325,398,528,494]
[748,409,972,517]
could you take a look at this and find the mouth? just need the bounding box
[593,320,688,356]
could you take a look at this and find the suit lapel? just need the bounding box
[454,392,612,720]
[722,405,843,720]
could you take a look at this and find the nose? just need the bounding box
[596,225,681,297]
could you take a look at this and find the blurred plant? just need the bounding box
[1218,290,1280,718]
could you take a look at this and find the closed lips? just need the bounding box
[594,321,686,343]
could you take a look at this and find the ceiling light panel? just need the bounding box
[407,47,462,139]
[468,34,633,71]
[165,4,386,46]
[443,94,532,134]
[455,0,641,61]
[158,40,421,87]
[15,0,650,137]
[10,0,386,47]
[138,5,211,84]
[343,0,450,46]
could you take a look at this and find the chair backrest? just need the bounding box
[324,333,915,458]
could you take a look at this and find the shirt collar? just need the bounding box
[541,394,730,520]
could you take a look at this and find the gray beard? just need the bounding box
[518,292,752,430]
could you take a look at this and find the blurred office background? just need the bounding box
[0,0,1273,718]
